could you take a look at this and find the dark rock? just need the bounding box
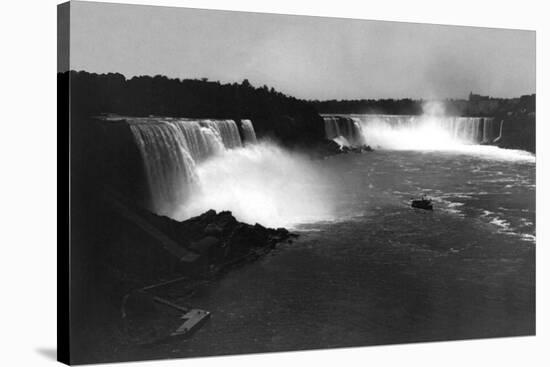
[324,139,343,154]
[313,139,374,159]
[204,223,223,236]
[214,211,238,232]
[197,209,217,223]
[273,227,291,241]
[189,236,220,254]
[276,227,289,235]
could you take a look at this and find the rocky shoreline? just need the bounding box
[70,201,298,362]
[149,209,298,277]
[100,198,299,307]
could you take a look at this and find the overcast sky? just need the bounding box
[69,1,535,100]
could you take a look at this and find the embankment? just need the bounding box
[67,112,297,362]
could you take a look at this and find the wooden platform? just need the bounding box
[171,309,211,337]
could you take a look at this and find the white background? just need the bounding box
[0,0,548,365]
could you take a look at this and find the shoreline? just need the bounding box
[70,201,298,363]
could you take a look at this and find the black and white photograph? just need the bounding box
[53,0,540,365]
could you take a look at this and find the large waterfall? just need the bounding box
[323,114,503,150]
[127,117,333,227]
[129,118,253,216]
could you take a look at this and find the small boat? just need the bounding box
[411,197,433,211]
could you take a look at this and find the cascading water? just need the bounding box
[129,119,198,216]
[240,119,257,144]
[127,116,333,227]
[129,118,246,217]
[322,114,501,150]
[172,119,222,160]
[200,119,243,149]
[324,116,364,146]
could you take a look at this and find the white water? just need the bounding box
[130,118,246,216]
[127,113,533,228]
[240,119,258,144]
[129,118,199,215]
[128,117,333,227]
[323,113,534,162]
[178,142,333,227]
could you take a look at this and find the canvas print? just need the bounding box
[58,1,536,365]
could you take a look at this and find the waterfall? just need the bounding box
[173,119,221,160]
[128,117,257,216]
[324,116,365,146]
[493,120,504,143]
[241,119,258,144]
[322,114,498,149]
[482,118,490,143]
[199,119,242,149]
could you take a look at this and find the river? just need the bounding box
[141,146,535,359]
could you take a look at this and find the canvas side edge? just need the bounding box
[57,1,71,365]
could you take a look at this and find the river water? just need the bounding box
[144,146,535,359]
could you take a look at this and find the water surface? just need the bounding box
[142,148,535,358]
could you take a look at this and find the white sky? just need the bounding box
[69,1,536,100]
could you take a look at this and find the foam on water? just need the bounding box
[435,145,535,163]
[177,141,335,228]
[323,113,534,163]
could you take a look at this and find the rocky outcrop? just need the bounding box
[309,139,374,159]
[147,209,296,275]
[97,199,298,287]
[340,144,374,154]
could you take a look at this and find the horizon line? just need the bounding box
[60,69,536,102]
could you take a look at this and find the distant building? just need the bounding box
[468,92,491,102]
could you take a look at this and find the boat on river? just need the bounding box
[411,196,433,210]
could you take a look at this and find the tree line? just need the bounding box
[64,70,324,147]
[61,70,535,149]
[311,94,536,117]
